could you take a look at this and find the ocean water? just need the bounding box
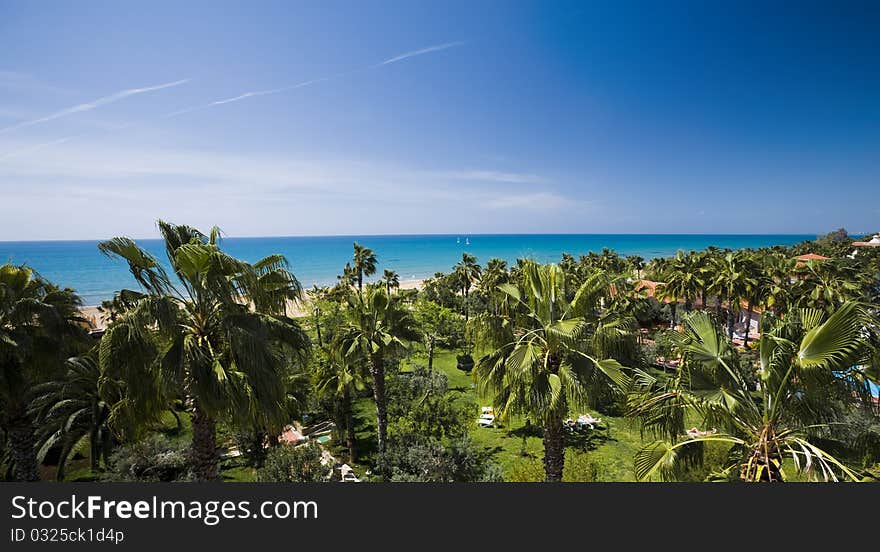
[0,234,814,306]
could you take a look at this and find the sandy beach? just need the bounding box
[79,279,426,330]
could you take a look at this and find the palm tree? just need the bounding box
[656,251,704,327]
[710,251,756,340]
[336,287,420,454]
[626,255,645,279]
[471,261,634,481]
[740,252,773,347]
[630,303,869,482]
[454,253,481,323]
[315,344,366,463]
[98,221,310,480]
[382,269,400,296]
[0,264,85,481]
[791,258,867,314]
[30,356,119,480]
[478,258,509,314]
[352,243,377,294]
[761,253,797,316]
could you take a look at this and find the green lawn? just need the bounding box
[385,348,648,481]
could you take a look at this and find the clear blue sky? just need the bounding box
[1,0,878,240]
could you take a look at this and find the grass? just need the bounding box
[386,348,648,481]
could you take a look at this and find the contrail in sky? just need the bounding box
[0,78,190,134]
[379,41,465,66]
[164,78,328,118]
[165,41,464,118]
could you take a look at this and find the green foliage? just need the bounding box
[629,304,871,482]
[375,435,502,482]
[256,443,327,482]
[387,366,473,441]
[102,434,192,482]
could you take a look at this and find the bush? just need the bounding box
[103,435,192,482]
[256,444,328,482]
[375,435,502,482]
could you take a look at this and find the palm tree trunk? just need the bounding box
[464,286,470,323]
[727,297,735,340]
[669,302,677,328]
[701,290,707,311]
[543,413,565,482]
[743,302,754,347]
[4,400,39,481]
[369,357,388,454]
[190,401,219,481]
[428,335,435,371]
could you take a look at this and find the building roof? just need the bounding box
[853,234,880,247]
[795,253,829,261]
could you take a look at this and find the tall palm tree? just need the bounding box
[710,251,756,340]
[656,251,703,327]
[30,356,120,480]
[471,261,634,481]
[630,303,869,482]
[336,287,420,454]
[626,255,645,279]
[0,264,85,481]
[761,253,797,316]
[352,243,377,294]
[98,221,310,480]
[740,252,772,347]
[454,253,481,323]
[791,258,867,314]
[382,269,400,296]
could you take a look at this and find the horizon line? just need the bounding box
[0,230,826,244]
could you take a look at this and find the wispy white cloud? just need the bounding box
[440,170,547,185]
[0,135,79,161]
[0,78,190,134]
[379,41,465,65]
[165,78,327,118]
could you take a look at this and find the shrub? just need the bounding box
[103,435,192,482]
[256,444,328,482]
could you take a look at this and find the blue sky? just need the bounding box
[0,0,878,240]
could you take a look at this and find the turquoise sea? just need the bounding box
[0,234,814,306]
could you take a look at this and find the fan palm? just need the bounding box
[656,251,704,327]
[336,287,420,454]
[382,269,400,296]
[29,356,119,480]
[471,260,634,481]
[710,251,756,339]
[352,243,377,294]
[630,303,870,482]
[97,221,310,480]
[454,253,481,322]
[0,263,86,481]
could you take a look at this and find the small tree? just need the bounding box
[413,299,463,370]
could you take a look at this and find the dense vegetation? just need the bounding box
[2,225,879,482]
